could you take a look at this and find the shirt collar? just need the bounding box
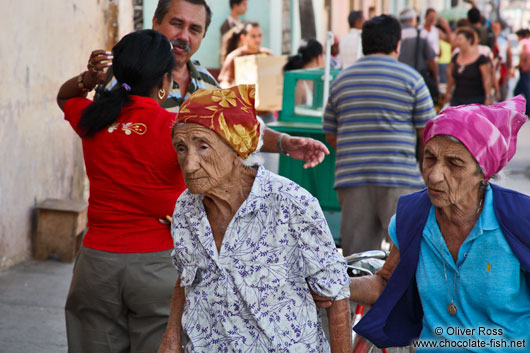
[358,54,397,62]
[479,184,499,231]
[169,60,201,100]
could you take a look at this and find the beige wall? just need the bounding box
[0,0,133,270]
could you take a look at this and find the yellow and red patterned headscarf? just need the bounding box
[175,84,260,159]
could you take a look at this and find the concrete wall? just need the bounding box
[0,0,133,270]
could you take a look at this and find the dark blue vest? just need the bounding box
[353,184,530,348]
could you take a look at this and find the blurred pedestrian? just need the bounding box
[468,7,494,49]
[444,27,493,106]
[422,9,440,58]
[283,38,324,106]
[398,8,440,105]
[492,21,512,101]
[437,31,452,84]
[219,23,245,66]
[514,28,530,113]
[218,21,273,89]
[323,14,435,255]
[330,35,342,69]
[220,0,247,37]
[339,10,364,69]
[219,0,248,66]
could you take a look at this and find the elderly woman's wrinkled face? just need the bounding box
[422,136,483,208]
[172,123,238,194]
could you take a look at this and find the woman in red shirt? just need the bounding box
[56,30,183,352]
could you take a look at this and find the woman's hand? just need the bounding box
[56,50,113,111]
[85,49,113,88]
[283,135,330,169]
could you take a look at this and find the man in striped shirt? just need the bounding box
[323,14,435,256]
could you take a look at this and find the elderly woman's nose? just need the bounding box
[182,150,200,173]
[427,162,445,183]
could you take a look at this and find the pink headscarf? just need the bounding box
[424,95,528,180]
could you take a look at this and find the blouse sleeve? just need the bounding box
[292,194,350,300]
[64,97,92,137]
[477,54,491,65]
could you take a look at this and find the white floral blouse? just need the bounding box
[171,166,350,353]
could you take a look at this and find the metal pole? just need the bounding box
[322,31,333,121]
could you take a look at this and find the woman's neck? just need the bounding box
[171,64,191,98]
[460,46,476,57]
[203,166,257,218]
[303,58,321,69]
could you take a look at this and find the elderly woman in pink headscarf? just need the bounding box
[324,95,530,351]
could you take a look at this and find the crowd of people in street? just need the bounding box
[54,0,529,352]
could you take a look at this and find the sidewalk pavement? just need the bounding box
[0,256,73,353]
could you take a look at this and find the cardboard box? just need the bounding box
[234,55,287,111]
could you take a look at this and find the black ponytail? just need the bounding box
[78,29,176,137]
[283,38,323,72]
[78,86,131,137]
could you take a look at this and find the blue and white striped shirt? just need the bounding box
[323,54,435,189]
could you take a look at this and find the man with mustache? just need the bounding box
[153,0,328,165]
[96,0,328,166]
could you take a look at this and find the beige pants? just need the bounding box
[337,185,418,256]
[65,246,177,353]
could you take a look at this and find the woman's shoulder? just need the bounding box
[256,168,318,208]
[491,184,530,205]
[121,97,176,125]
[477,53,491,65]
[173,189,202,216]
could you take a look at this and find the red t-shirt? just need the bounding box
[64,96,186,252]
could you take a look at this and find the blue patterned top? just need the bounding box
[171,166,350,353]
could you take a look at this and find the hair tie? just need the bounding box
[121,83,131,92]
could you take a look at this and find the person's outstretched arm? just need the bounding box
[261,128,330,168]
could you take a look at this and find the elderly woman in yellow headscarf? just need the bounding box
[157,85,352,353]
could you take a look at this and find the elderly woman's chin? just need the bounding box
[183,178,210,195]
[426,188,452,207]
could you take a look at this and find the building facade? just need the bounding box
[0,0,133,270]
